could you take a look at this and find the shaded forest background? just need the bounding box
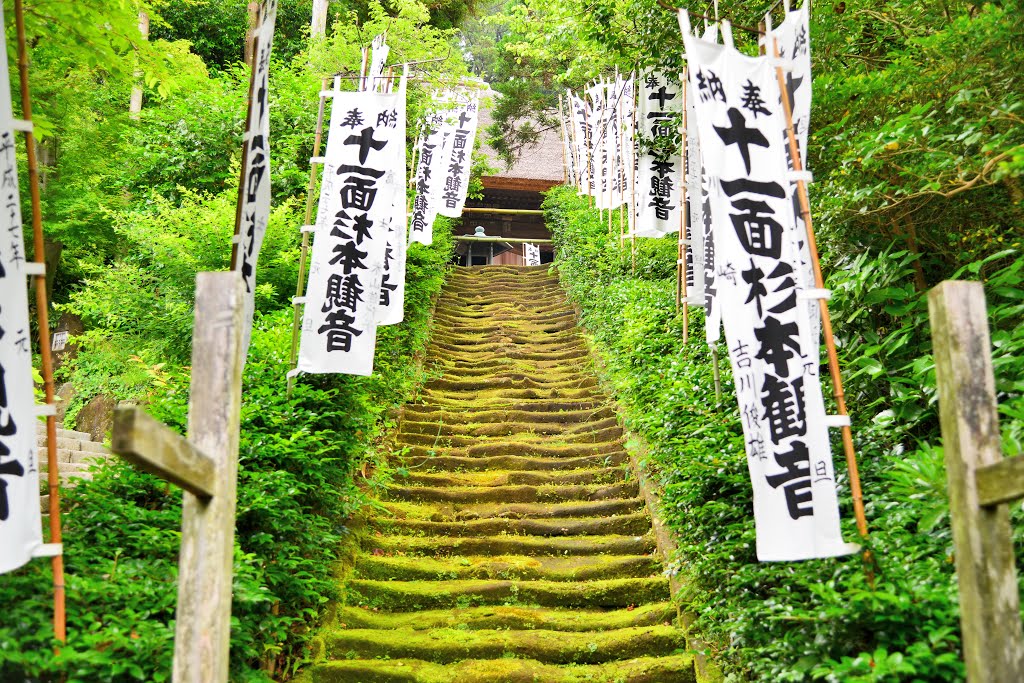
[0,0,1020,681]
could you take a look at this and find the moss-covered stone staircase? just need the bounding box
[307,265,696,682]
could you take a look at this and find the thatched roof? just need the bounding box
[477,94,565,188]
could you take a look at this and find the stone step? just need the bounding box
[398,450,628,473]
[400,415,621,437]
[346,577,671,610]
[38,460,94,480]
[322,625,685,665]
[380,497,646,521]
[402,441,625,460]
[35,423,93,442]
[395,426,623,448]
[331,601,676,631]
[394,466,626,489]
[308,655,696,683]
[386,479,638,505]
[353,553,661,582]
[372,512,651,538]
[37,447,108,464]
[401,406,614,424]
[363,533,656,558]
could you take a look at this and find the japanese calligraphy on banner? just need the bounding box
[409,105,453,246]
[770,3,818,345]
[569,94,592,196]
[524,243,541,266]
[0,1,42,574]
[366,33,390,92]
[438,94,480,218]
[635,71,682,237]
[682,14,857,562]
[298,91,405,375]
[684,78,705,304]
[376,68,408,326]
[235,0,278,354]
[587,84,610,208]
[559,101,577,186]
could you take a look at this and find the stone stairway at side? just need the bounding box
[306,265,697,683]
[36,421,111,511]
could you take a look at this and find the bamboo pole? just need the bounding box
[286,77,333,396]
[677,69,689,344]
[770,35,869,542]
[13,0,64,644]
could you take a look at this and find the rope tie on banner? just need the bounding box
[797,288,832,301]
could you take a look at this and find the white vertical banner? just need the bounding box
[559,100,576,186]
[524,243,541,266]
[367,33,390,93]
[684,79,705,303]
[570,94,592,197]
[770,4,818,345]
[635,71,683,237]
[682,14,857,562]
[438,94,480,218]
[298,91,405,375]
[408,106,451,246]
[235,0,278,355]
[0,2,42,575]
[376,67,408,326]
[588,84,610,209]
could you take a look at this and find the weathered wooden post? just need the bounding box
[930,280,1024,682]
[112,271,245,683]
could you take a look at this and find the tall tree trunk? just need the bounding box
[129,10,149,119]
[245,2,259,69]
[902,215,928,292]
[311,0,329,38]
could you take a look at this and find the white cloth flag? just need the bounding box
[524,243,541,266]
[684,79,705,304]
[235,0,278,355]
[635,71,683,237]
[0,3,43,575]
[367,33,390,92]
[438,95,480,218]
[560,102,577,186]
[408,107,451,246]
[376,67,408,326]
[298,91,405,375]
[682,14,857,562]
[770,3,818,346]
[570,94,592,196]
[588,84,611,209]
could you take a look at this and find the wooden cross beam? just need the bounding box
[930,280,1024,682]
[111,272,245,683]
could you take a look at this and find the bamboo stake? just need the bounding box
[770,35,869,542]
[677,69,689,345]
[286,77,333,396]
[13,0,64,644]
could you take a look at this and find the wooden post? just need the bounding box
[111,272,245,683]
[930,280,1024,683]
[245,2,259,69]
[174,271,244,683]
[13,0,64,643]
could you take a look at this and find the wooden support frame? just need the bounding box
[111,272,245,683]
[930,280,1024,683]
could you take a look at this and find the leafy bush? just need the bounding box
[544,184,1022,682]
[0,218,454,682]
